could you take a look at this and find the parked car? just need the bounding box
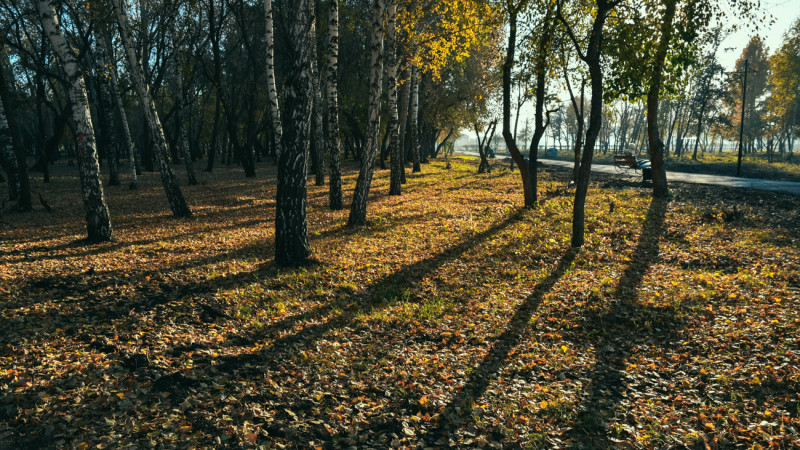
[544,147,558,158]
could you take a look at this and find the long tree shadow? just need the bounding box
[208,210,526,375]
[4,207,432,342]
[420,247,578,445]
[564,197,683,446]
[2,209,526,447]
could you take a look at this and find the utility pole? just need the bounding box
[736,58,748,177]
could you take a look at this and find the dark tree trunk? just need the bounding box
[206,94,221,172]
[275,0,313,266]
[557,0,617,247]
[475,121,496,173]
[0,56,32,211]
[501,8,534,207]
[326,0,343,208]
[647,0,677,198]
[526,10,555,207]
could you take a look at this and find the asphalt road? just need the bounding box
[453,152,800,196]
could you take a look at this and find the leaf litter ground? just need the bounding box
[1,157,798,448]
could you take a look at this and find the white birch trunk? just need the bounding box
[264,0,283,159]
[111,0,191,217]
[99,31,138,188]
[37,0,112,242]
[326,0,342,209]
[275,0,313,266]
[410,64,421,172]
[347,0,385,226]
[386,0,401,195]
[311,58,325,186]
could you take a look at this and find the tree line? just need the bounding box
[1,0,797,263]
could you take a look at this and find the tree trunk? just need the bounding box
[112,0,191,217]
[326,0,343,209]
[0,95,20,201]
[265,0,283,160]
[527,10,554,207]
[691,100,707,161]
[99,74,120,186]
[501,8,534,207]
[347,0,385,226]
[558,0,616,247]
[206,93,221,172]
[475,121,497,173]
[310,43,325,186]
[408,64,421,173]
[275,0,313,266]
[99,29,138,189]
[647,0,677,198]
[397,66,410,184]
[564,73,585,182]
[96,46,120,187]
[38,0,112,241]
[34,74,49,183]
[0,55,31,210]
[435,128,454,157]
[208,0,253,178]
[175,52,198,185]
[387,0,402,196]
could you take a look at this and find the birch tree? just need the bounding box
[409,64,421,173]
[110,0,191,217]
[275,0,314,265]
[347,0,385,226]
[386,0,402,195]
[37,0,113,242]
[264,0,283,159]
[97,28,138,189]
[326,0,343,209]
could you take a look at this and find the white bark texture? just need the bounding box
[326,0,342,209]
[275,0,313,266]
[347,0,385,226]
[386,0,401,195]
[264,0,283,159]
[111,0,191,217]
[98,31,138,188]
[37,0,112,242]
[410,64,421,172]
[311,57,326,186]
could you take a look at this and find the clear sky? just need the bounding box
[717,0,800,70]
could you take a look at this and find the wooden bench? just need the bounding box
[614,154,651,181]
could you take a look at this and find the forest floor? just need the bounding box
[2,157,799,448]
